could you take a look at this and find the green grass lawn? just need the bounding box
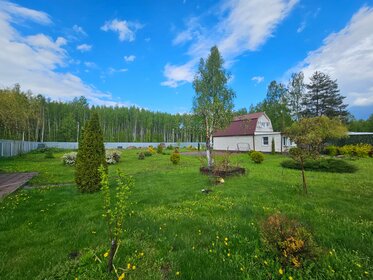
[0,150,372,279]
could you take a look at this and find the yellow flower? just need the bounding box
[264,260,268,266]
[176,271,181,276]
[127,263,131,269]
[279,268,284,275]
[364,271,369,276]
[103,251,109,258]
[139,252,144,257]
[355,263,362,268]
[224,237,228,241]
[118,273,125,280]
[288,277,293,280]
[132,265,136,270]
[227,253,231,257]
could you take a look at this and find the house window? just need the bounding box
[262,137,269,146]
[283,137,287,146]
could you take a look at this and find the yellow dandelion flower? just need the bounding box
[132,265,136,270]
[364,271,369,276]
[279,268,284,275]
[127,263,131,269]
[227,253,231,257]
[176,271,180,276]
[118,273,125,280]
[288,277,293,280]
[139,252,144,257]
[356,263,362,268]
[103,251,109,258]
[224,237,228,241]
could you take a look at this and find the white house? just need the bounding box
[213,112,294,152]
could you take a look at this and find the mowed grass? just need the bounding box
[0,150,372,279]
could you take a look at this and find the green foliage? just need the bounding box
[75,112,107,193]
[329,134,373,146]
[157,144,164,154]
[348,114,373,132]
[144,151,152,157]
[261,214,319,268]
[99,165,134,272]
[193,46,235,167]
[170,149,180,165]
[338,144,372,158]
[271,138,275,155]
[281,158,358,173]
[138,152,145,160]
[44,150,55,159]
[250,151,264,164]
[324,145,338,156]
[166,144,174,150]
[287,72,305,121]
[302,71,348,120]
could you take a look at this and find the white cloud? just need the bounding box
[160,62,195,88]
[0,2,123,106]
[84,61,96,68]
[292,6,373,107]
[108,67,128,74]
[162,0,298,87]
[101,19,143,42]
[124,55,136,62]
[77,43,92,52]
[252,76,264,84]
[297,20,306,33]
[73,24,87,36]
[0,1,51,25]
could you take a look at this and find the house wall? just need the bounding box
[254,133,282,152]
[213,136,254,151]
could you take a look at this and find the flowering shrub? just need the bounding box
[338,144,372,158]
[62,152,77,165]
[261,214,318,268]
[147,146,156,154]
[105,151,121,164]
[250,151,264,164]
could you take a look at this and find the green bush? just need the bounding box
[250,151,264,164]
[166,144,174,150]
[338,144,372,157]
[281,158,358,173]
[44,150,54,159]
[75,112,107,193]
[144,151,152,157]
[325,145,338,156]
[170,149,180,164]
[138,152,145,160]
[157,144,163,154]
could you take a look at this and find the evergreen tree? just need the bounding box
[302,71,348,119]
[75,112,107,193]
[193,46,235,168]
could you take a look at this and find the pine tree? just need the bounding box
[75,112,107,193]
[302,71,348,119]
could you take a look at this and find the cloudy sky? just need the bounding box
[0,0,372,118]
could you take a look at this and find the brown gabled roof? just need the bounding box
[213,112,264,137]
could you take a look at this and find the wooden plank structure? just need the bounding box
[0,172,38,198]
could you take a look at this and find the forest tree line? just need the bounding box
[0,71,372,142]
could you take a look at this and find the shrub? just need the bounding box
[75,112,107,193]
[147,146,156,154]
[250,151,264,164]
[261,214,319,268]
[157,144,163,154]
[170,149,180,164]
[338,144,372,158]
[271,138,275,155]
[105,151,121,164]
[144,151,152,157]
[138,152,145,160]
[62,152,77,166]
[45,150,55,159]
[281,158,358,173]
[166,144,174,150]
[324,145,338,156]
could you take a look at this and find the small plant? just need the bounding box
[105,151,121,164]
[147,146,156,154]
[45,150,55,159]
[271,138,275,155]
[281,158,358,173]
[261,214,319,268]
[324,145,338,156]
[166,144,174,150]
[138,152,145,160]
[170,149,180,165]
[99,165,134,272]
[250,151,264,164]
[157,144,163,154]
[144,151,152,157]
[62,152,77,166]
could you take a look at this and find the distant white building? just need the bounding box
[213,112,294,152]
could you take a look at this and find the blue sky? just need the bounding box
[0,0,373,119]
